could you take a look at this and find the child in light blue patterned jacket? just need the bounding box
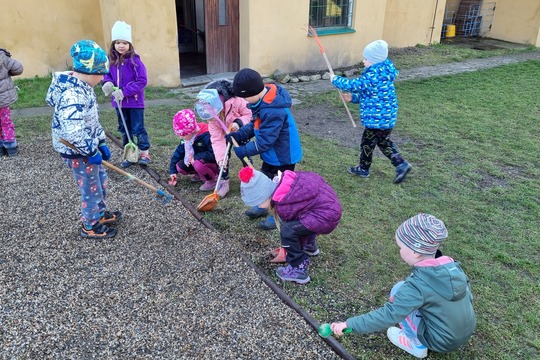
[330,40,411,183]
[46,40,120,240]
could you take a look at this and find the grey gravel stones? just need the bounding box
[0,139,340,359]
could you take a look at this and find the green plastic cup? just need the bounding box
[318,323,352,338]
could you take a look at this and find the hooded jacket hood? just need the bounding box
[413,256,468,301]
[205,78,235,103]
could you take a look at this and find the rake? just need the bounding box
[60,138,172,204]
[306,25,356,128]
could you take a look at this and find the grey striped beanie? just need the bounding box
[395,213,448,255]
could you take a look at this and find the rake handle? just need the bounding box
[213,142,231,193]
[100,160,158,192]
[59,138,171,202]
[308,26,357,128]
[230,137,254,169]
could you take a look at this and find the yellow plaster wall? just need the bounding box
[383,0,447,47]
[238,0,387,76]
[99,0,180,86]
[0,0,104,78]
[489,0,540,46]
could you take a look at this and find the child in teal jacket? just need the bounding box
[330,214,476,358]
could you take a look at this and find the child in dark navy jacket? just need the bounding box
[330,40,411,183]
[168,109,218,190]
[239,167,342,284]
[226,68,303,231]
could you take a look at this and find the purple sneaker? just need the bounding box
[276,262,311,285]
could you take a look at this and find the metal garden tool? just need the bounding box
[196,142,231,212]
[60,138,172,204]
[114,93,140,163]
[306,25,356,128]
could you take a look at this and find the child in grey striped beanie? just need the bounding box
[395,213,448,255]
[330,213,475,358]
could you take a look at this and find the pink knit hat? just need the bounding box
[173,109,199,137]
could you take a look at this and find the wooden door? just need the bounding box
[204,0,239,73]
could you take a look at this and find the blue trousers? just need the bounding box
[116,108,150,151]
[63,158,108,227]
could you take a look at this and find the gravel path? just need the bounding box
[0,138,340,359]
[4,51,539,358]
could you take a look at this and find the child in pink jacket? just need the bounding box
[195,79,251,197]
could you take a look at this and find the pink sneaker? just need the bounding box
[199,180,217,191]
[216,179,230,198]
[387,327,427,358]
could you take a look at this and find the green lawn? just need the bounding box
[12,74,179,109]
[11,57,540,359]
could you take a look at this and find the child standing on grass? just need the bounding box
[330,39,412,183]
[195,81,252,198]
[227,68,303,231]
[239,167,342,284]
[102,20,150,168]
[0,48,23,157]
[330,213,476,358]
[168,109,218,190]
[46,40,121,239]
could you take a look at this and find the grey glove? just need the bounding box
[102,82,114,96]
[112,88,124,101]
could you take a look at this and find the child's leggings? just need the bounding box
[63,158,108,227]
[0,107,17,148]
[389,281,422,340]
[359,128,404,170]
[176,159,218,182]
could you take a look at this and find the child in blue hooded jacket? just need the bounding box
[226,68,303,231]
[330,40,411,183]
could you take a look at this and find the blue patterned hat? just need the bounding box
[70,40,109,75]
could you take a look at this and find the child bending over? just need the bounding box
[239,167,342,284]
[195,80,252,197]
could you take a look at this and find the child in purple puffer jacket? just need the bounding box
[102,20,150,168]
[239,167,342,284]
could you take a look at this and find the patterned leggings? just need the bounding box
[0,106,17,148]
[389,281,422,340]
[359,128,404,170]
[63,158,108,227]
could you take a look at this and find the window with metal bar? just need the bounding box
[309,0,354,34]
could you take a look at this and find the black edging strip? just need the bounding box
[106,132,356,360]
